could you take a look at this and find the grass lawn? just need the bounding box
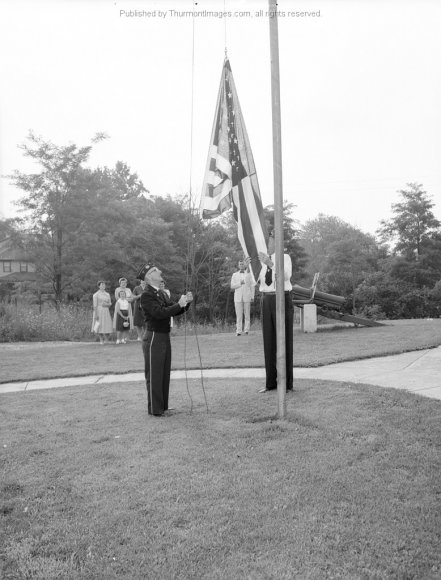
[1,319,441,384]
[1,377,441,579]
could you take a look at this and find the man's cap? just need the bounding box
[136,263,155,280]
[118,277,127,284]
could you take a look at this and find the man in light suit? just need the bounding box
[230,260,256,336]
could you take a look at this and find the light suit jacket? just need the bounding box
[231,271,256,302]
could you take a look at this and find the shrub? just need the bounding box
[355,304,387,320]
[0,301,264,342]
[0,302,92,342]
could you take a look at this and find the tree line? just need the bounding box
[1,133,441,321]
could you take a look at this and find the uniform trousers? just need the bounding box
[262,292,293,390]
[142,330,171,415]
[234,300,251,334]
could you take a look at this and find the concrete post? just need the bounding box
[301,304,317,333]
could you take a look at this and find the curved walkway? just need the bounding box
[1,347,440,399]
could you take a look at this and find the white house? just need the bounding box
[0,237,36,282]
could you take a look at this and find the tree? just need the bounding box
[0,218,20,241]
[354,270,410,319]
[300,214,380,307]
[300,214,353,281]
[8,132,158,305]
[185,214,238,322]
[377,183,440,259]
[9,132,107,305]
[60,168,179,298]
[145,194,195,294]
[90,161,148,202]
[354,266,441,320]
[263,202,308,281]
[376,184,441,292]
[326,229,380,311]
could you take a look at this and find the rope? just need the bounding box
[224,0,228,56]
[182,0,197,414]
[182,0,209,414]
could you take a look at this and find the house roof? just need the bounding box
[0,237,33,261]
[0,271,37,282]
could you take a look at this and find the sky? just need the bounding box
[1,0,440,235]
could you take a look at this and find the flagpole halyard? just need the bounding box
[182,1,209,413]
[224,0,228,57]
[268,0,287,419]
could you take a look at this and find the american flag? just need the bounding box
[200,58,268,280]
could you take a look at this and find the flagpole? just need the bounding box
[269,0,286,419]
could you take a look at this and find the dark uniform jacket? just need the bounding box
[140,284,189,333]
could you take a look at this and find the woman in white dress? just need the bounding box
[92,281,113,344]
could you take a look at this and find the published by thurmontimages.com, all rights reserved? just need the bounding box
[119,9,321,19]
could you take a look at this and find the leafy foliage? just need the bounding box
[299,198,441,319]
[8,133,107,304]
[263,203,308,281]
[299,215,381,310]
[377,183,440,258]
[4,134,441,322]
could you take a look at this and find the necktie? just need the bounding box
[159,290,170,305]
[265,267,273,286]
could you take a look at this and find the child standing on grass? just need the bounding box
[113,290,133,344]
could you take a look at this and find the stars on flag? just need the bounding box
[225,78,244,183]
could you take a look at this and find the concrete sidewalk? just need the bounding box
[1,347,440,399]
[295,347,441,400]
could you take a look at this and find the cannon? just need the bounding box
[292,285,346,310]
[292,274,383,328]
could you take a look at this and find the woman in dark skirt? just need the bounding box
[113,290,133,344]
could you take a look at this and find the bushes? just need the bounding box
[354,272,441,320]
[0,301,262,342]
[0,302,92,342]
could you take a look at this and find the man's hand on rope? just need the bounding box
[179,292,193,308]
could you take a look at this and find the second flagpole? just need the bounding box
[269,0,287,419]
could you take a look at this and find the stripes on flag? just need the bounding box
[200,58,268,280]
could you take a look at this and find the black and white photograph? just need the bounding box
[1,1,441,578]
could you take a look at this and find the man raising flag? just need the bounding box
[200,58,268,280]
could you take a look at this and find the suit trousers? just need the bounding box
[234,301,251,333]
[142,330,171,415]
[261,292,293,390]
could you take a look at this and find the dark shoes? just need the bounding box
[148,407,175,417]
[258,387,293,393]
